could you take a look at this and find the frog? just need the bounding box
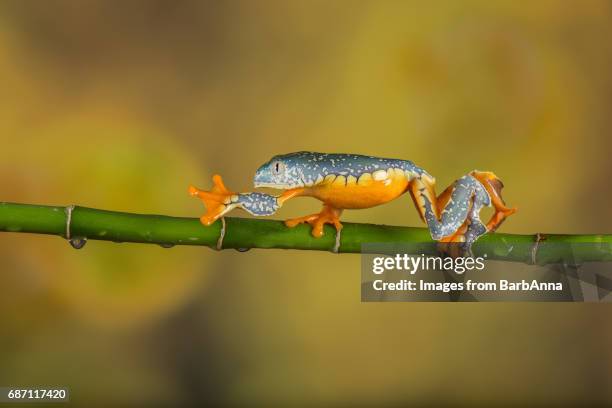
[188,152,516,251]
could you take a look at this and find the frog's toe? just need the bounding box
[285,213,319,228]
[310,217,343,238]
[200,213,220,227]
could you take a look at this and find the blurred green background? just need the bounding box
[1,0,611,406]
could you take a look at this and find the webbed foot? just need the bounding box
[189,174,237,225]
[285,205,343,238]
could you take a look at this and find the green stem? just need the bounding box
[0,202,610,264]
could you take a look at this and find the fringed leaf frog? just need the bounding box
[189,152,516,252]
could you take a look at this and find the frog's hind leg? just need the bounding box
[410,174,490,241]
[409,172,515,252]
[285,204,343,238]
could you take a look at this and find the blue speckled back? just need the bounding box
[255,151,430,189]
[277,152,423,176]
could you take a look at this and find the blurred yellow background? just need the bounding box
[1,0,611,405]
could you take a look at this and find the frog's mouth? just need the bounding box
[254,182,304,189]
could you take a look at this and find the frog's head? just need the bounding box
[254,152,307,189]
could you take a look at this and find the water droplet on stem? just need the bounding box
[69,237,87,249]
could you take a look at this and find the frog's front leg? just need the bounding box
[189,175,303,225]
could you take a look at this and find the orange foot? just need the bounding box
[469,170,517,232]
[285,204,343,238]
[188,174,237,226]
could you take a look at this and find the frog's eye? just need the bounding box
[271,160,285,175]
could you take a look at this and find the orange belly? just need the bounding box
[306,169,410,209]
